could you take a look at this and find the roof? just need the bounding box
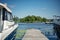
[0,3,12,13]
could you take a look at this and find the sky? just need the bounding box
[0,0,60,19]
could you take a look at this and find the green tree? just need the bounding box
[13,16,19,23]
[19,15,48,23]
[42,18,47,22]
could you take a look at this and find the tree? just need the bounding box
[19,15,48,23]
[42,18,47,22]
[13,16,19,23]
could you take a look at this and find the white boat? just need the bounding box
[53,15,60,25]
[53,15,60,39]
[0,3,18,40]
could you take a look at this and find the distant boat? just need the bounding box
[45,22,53,24]
[53,15,60,39]
[0,3,18,40]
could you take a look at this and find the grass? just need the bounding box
[16,30,26,39]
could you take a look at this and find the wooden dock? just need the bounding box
[22,29,49,40]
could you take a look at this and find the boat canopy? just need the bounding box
[0,3,12,13]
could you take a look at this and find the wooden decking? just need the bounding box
[22,29,49,40]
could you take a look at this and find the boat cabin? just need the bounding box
[53,15,60,25]
[0,3,14,33]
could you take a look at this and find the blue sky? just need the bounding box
[1,0,60,19]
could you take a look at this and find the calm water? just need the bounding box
[18,23,57,40]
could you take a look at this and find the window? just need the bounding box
[3,8,13,21]
[57,19,60,21]
[0,9,1,21]
[7,12,13,21]
[0,9,3,33]
[3,8,7,20]
[7,12,11,20]
[10,13,13,21]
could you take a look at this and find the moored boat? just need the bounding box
[0,3,18,40]
[53,15,60,40]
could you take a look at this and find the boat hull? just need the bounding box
[1,24,18,40]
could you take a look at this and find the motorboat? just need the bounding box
[0,3,18,40]
[53,15,60,40]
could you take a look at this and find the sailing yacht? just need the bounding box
[0,3,18,40]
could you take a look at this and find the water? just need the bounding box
[18,23,57,40]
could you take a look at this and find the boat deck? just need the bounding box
[22,29,49,40]
[0,24,18,40]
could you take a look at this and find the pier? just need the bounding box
[22,29,49,40]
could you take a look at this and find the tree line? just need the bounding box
[13,15,50,23]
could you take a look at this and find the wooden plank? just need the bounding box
[22,29,49,40]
